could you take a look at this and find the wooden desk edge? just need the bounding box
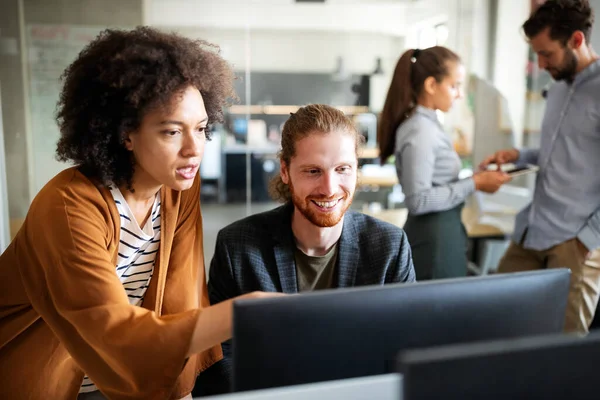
[362,209,512,238]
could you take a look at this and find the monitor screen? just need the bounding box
[232,118,248,136]
[399,330,600,399]
[232,269,570,392]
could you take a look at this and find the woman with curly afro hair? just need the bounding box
[0,26,280,400]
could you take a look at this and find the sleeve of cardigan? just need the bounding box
[167,175,223,378]
[22,184,201,399]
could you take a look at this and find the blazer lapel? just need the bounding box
[273,242,298,293]
[336,213,359,288]
[272,203,298,294]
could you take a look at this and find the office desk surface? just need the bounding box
[198,373,402,400]
[358,147,380,159]
[363,204,515,239]
[357,171,398,187]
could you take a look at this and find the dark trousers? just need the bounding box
[404,204,468,280]
[191,358,232,397]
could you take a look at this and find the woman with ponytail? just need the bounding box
[377,46,511,280]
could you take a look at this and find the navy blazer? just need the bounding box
[197,203,416,395]
[208,202,415,300]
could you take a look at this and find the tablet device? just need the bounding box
[486,163,539,177]
[504,164,539,177]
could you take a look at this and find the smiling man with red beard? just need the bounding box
[197,104,415,395]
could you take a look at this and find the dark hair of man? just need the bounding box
[523,0,594,44]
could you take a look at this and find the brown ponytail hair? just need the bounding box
[377,46,460,164]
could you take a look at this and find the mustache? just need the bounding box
[309,196,344,201]
[307,192,350,202]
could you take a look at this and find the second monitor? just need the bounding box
[232,269,570,392]
[399,331,600,399]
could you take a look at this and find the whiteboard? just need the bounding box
[25,24,106,193]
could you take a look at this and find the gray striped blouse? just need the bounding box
[394,105,475,215]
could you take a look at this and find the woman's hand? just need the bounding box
[478,148,520,171]
[472,171,512,193]
[187,291,287,357]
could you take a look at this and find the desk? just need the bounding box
[358,147,380,159]
[362,204,515,239]
[355,172,398,210]
[363,203,516,274]
[199,373,402,400]
[357,172,398,187]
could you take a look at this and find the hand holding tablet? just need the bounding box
[472,170,513,193]
[486,163,540,177]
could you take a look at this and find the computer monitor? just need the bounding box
[232,269,569,392]
[398,331,600,400]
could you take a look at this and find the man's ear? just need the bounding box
[280,160,290,184]
[423,76,437,96]
[571,30,585,49]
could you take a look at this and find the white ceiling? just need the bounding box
[146,0,449,37]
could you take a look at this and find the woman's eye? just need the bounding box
[196,127,212,141]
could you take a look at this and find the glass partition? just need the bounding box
[1,0,481,261]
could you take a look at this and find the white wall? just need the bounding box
[590,0,600,48]
[470,0,492,80]
[410,0,491,81]
[492,0,530,147]
[402,0,492,81]
[459,0,492,81]
[151,0,459,114]
[178,27,404,112]
[147,0,411,36]
[180,28,400,73]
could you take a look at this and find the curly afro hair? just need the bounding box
[55,26,236,189]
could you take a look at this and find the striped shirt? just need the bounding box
[394,105,475,215]
[515,59,600,251]
[79,186,161,394]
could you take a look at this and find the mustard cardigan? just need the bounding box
[0,167,221,399]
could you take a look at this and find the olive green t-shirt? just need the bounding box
[294,242,339,292]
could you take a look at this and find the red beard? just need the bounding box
[289,179,353,228]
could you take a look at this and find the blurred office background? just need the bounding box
[3,0,600,269]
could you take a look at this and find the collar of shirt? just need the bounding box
[415,105,438,121]
[414,104,444,132]
[572,58,600,87]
